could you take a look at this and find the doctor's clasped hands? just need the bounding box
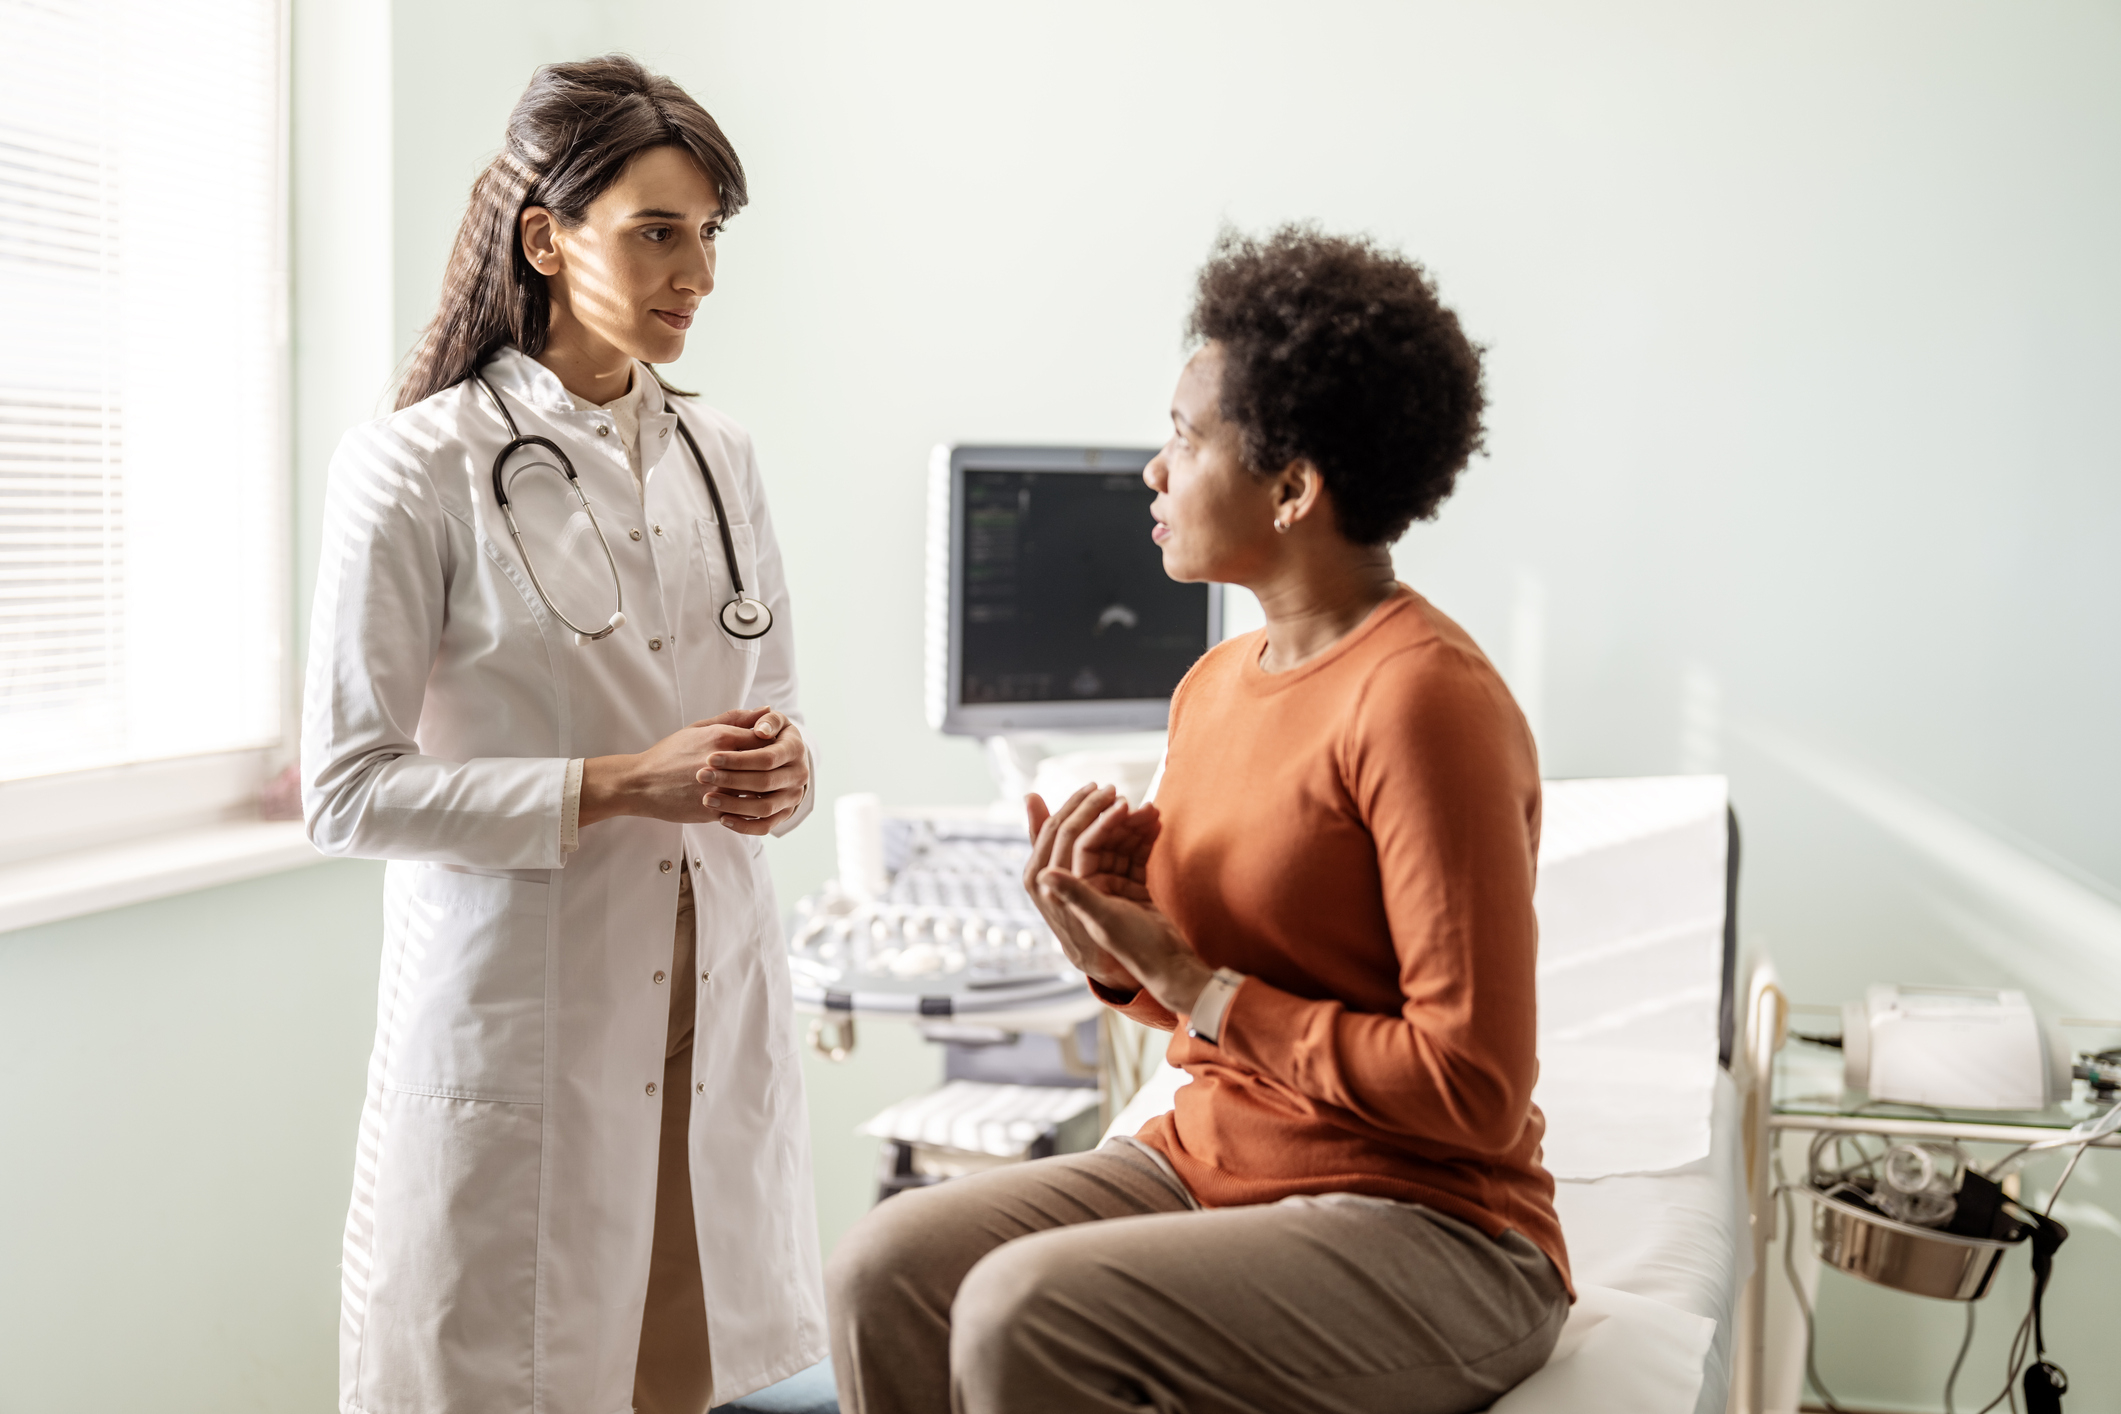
[579,706,809,833]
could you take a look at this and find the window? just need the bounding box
[0,0,286,810]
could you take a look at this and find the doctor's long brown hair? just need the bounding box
[395,55,747,410]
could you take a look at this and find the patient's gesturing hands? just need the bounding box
[1023,785,1211,1019]
[1024,785,1146,992]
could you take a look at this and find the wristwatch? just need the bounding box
[1186,967,1247,1045]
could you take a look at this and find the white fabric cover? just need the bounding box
[1489,1284,1716,1414]
[1533,776,1730,1179]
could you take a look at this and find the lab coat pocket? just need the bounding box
[381,865,549,1105]
[695,516,763,656]
[355,1090,540,1413]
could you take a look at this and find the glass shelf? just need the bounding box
[1772,1035,2119,1147]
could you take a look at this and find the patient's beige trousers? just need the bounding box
[634,868,714,1414]
[827,1141,1567,1414]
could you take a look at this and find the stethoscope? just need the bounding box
[472,371,773,645]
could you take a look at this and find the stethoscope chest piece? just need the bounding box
[472,368,777,648]
[720,595,773,640]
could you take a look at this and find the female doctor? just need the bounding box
[303,56,823,1414]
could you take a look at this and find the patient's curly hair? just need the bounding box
[1187,226,1486,546]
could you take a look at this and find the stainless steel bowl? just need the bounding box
[1807,1186,2022,1300]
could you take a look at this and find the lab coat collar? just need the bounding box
[636,379,687,481]
[478,346,689,487]
[477,345,583,416]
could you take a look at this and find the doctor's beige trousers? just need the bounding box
[826,1140,1568,1414]
[634,867,715,1414]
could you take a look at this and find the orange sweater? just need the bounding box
[1112,588,1570,1292]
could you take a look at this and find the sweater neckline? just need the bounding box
[1235,585,1418,695]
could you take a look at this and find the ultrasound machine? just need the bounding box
[784,445,1223,1194]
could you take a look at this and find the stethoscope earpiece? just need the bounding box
[474,370,772,648]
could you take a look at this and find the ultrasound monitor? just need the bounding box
[925,445,1222,736]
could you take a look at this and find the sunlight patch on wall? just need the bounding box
[1735,720,2121,1012]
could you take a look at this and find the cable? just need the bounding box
[1779,1185,1846,1412]
[2043,1145,2088,1220]
[1964,1142,2092,1414]
[1986,1095,2121,1182]
[1775,1145,1850,1414]
[1945,1301,1977,1414]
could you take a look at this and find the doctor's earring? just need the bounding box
[1272,516,1291,534]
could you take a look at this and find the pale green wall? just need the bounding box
[0,860,385,1412]
[5,3,2118,1412]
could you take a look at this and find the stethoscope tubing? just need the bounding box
[675,415,771,640]
[470,369,772,645]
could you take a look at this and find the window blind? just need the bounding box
[0,0,285,782]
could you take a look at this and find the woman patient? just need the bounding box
[827,226,1570,1414]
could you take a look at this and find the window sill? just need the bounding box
[0,818,320,935]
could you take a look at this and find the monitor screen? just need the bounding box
[927,448,1220,735]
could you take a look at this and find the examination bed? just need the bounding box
[1105,774,1748,1414]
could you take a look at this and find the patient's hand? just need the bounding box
[1056,790,1161,901]
[1036,869,1211,1020]
[1024,785,1153,993]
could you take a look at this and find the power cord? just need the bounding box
[1956,1140,2088,1414]
[1774,1147,1850,1413]
[1944,1302,1977,1414]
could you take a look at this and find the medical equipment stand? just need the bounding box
[1735,998,2121,1414]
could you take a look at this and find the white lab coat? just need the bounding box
[302,347,825,1414]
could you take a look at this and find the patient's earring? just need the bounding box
[1272,515,1290,534]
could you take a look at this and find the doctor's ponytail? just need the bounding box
[395,55,747,410]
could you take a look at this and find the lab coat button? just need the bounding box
[659,860,673,873]
[646,1081,657,1096]
[701,970,711,983]
[653,524,663,535]
[597,424,611,437]
[654,970,666,984]
[629,528,643,541]
[695,1082,704,1094]
[649,637,663,651]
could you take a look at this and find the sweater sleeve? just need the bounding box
[1089,976,1180,1032]
[1212,643,1543,1157]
